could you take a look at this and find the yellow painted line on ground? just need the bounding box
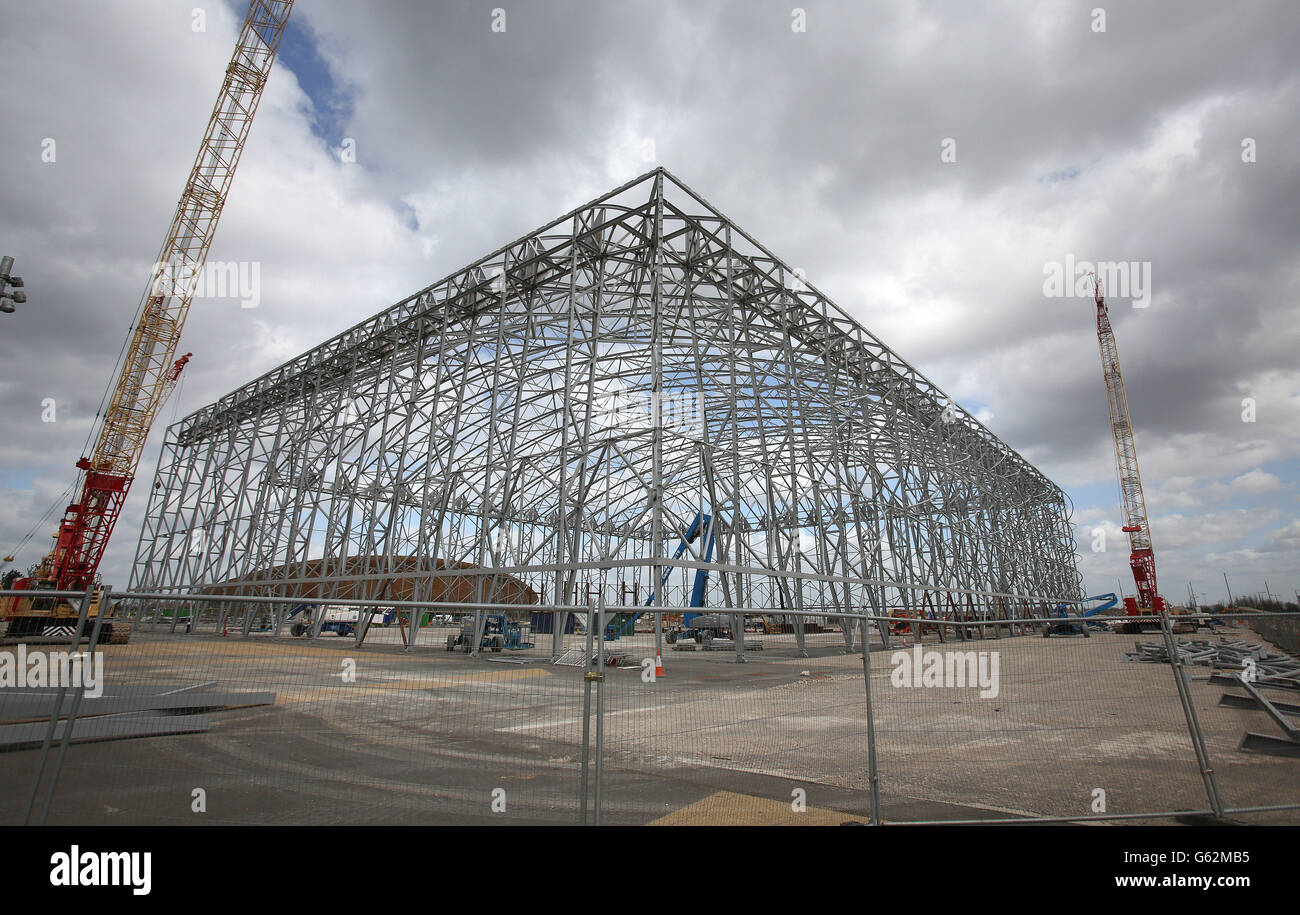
[649,790,870,826]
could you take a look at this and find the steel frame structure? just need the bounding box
[129,168,1082,651]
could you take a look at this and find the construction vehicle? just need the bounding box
[665,613,728,646]
[1091,277,1191,634]
[500,618,535,650]
[888,607,944,637]
[0,1,293,643]
[606,510,715,640]
[286,605,358,638]
[285,604,398,638]
[445,614,534,652]
[666,613,763,651]
[1043,593,1119,637]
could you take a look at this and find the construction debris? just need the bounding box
[700,638,763,652]
[552,648,587,666]
[1128,638,1300,758]
[1215,644,1300,757]
[1239,733,1300,758]
[550,648,632,667]
[1124,638,1300,684]
[0,684,275,751]
[0,714,212,751]
[1233,676,1300,742]
[1219,692,1300,715]
[1209,672,1300,692]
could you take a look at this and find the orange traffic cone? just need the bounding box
[655,652,664,678]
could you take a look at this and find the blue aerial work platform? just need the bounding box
[1043,593,1118,637]
[604,510,715,640]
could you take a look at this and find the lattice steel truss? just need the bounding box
[129,168,1082,649]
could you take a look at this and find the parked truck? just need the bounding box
[287,604,359,638]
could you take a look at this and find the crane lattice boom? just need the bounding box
[1094,277,1162,612]
[43,0,293,591]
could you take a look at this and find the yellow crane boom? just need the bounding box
[5,0,293,639]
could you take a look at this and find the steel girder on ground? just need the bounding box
[129,168,1082,635]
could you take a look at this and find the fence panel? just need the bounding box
[5,591,1298,825]
[596,608,875,825]
[1164,611,1300,822]
[1,592,585,825]
[869,612,1217,823]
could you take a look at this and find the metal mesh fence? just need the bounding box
[870,616,1214,822]
[599,618,875,826]
[4,590,1298,825]
[3,591,587,825]
[1150,611,1300,822]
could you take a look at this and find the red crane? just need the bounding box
[1092,275,1168,628]
[2,1,293,642]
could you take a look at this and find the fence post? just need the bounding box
[23,588,96,825]
[733,610,745,663]
[579,597,595,825]
[37,588,112,825]
[593,588,606,825]
[1157,610,1224,818]
[859,612,882,825]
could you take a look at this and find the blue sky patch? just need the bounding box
[274,14,355,149]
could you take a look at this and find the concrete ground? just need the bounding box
[2,619,1295,825]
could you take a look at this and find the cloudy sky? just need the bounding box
[1,0,1296,605]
